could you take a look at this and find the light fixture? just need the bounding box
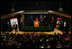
[10,4,15,12]
[58,7,63,12]
[58,1,63,12]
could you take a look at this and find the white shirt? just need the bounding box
[64,22,66,27]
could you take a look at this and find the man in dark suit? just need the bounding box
[40,15,44,26]
[6,22,12,32]
[30,16,34,26]
[13,22,18,33]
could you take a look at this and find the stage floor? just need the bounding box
[11,28,63,35]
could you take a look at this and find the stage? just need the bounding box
[10,28,63,35]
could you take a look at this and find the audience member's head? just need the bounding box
[1,31,71,48]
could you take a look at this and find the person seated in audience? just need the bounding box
[1,31,71,48]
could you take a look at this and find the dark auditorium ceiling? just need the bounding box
[1,1,71,16]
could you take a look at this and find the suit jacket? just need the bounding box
[13,24,17,29]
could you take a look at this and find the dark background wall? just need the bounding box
[1,1,71,15]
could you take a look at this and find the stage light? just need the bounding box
[58,1,63,12]
[58,7,63,12]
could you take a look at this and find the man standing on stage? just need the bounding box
[40,15,44,26]
[13,22,18,33]
[30,16,34,26]
[63,21,66,28]
[6,22,12,32]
